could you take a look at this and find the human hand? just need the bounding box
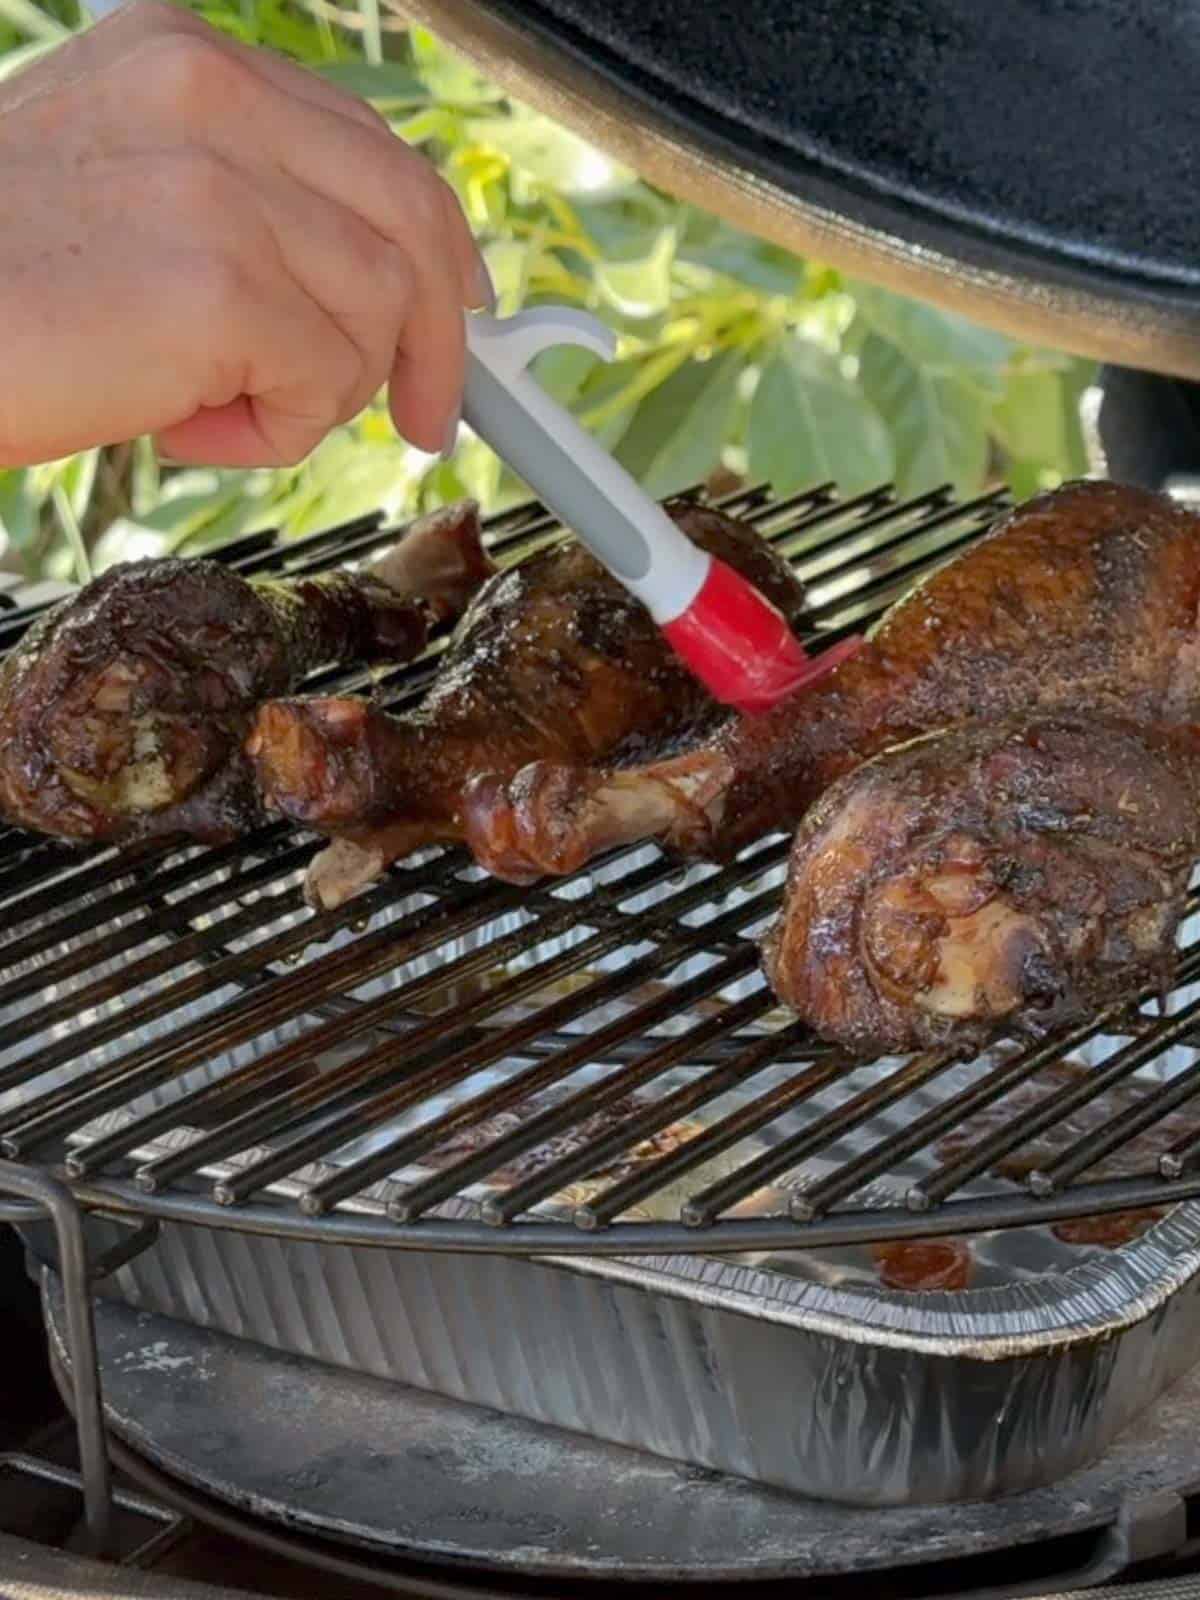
[0,0,491,467]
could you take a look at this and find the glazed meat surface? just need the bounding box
[763,716,1200,1056]
[0,502,491,845]
[247,502,807,907]
[463,481,1200,881]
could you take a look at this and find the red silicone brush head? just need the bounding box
[660,557,861,714]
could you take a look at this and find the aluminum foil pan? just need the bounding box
[87,1187,1200,1507]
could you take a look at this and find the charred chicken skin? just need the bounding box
[246,502,807,908]
[462,481,1200,882]
[0,502,492,846]
[763,716,1200,1056]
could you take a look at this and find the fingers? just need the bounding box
[0,0,493,464]
[388,239,468,456]
[242,161,420,428]
[6,1,386,137]
[126,28,488,452]
[154,241,367,468]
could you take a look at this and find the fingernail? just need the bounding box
[471,254,496,312]
[440,408,461,460]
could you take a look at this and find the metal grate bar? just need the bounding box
[210,933,761,1207]
[7,874,417,1129]
[573,1022,819,1228]
[235,957,767,1214]
[915,990,1200,1209]
[0,829,289,976]
[682,1049,957,1226]
[243,936,732,1215]
[566,1021,813,1229]
[788,484,965,581]
[387,951,768,1225]
[741,483,897,552]
[794,497,1004,612]
[811,492,1004,606]
[0,846,311,1056]
[179,877,783,1206]
[309,925,794,1217]
[223,511,384,573]
[482,988,773,1224]
[0,876,532,1158]
[77,917,663,1192]
[307,1009,794,1220]
[229,882,789,1213]
[125,851,745,1195]
[1031,1052,1200,1193]
[0,844,175,962]
[0,840,109,910]
[1160,1123,1200,1177]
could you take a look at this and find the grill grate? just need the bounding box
[6,479,1200,1257]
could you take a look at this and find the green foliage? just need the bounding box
[0,0,1095,581]
[749,337,894,498]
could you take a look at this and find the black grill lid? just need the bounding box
[400,0,1200,378]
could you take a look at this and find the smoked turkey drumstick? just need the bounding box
[463,481,1200,881]
[0,502,493,846]
[247,502,807,908]
[763,715,1200,1056]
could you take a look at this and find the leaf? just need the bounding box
[314,61,427,105]
[677,218,804,297]
[594,228,676,319]
[0,469,38,550]
[91,517,171,571]
[1059,357,1099,478]
[421,460,468,509]
[482,238,532,315]
[530,345,601,410]
[0,36,52,79]
[1005,460,1051,501]
[748,336,894,498]
[131,436,161,519]
[0,0,65,42]
[991,370,1067,466]
[853,283,1011,396]
[357,0,382,68]
[572,357,643,454]
[858,333,987,498]
[59,448,99,527]
[614,350,743,499]
[395,107,462,147]
[409,27,501,105]
[454,434,502,509]
[134,488,245,539]
[469,111,631,195]
[574,194,672,260]
[94,469,263,566]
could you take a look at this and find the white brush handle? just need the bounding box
[463,309,710,623]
